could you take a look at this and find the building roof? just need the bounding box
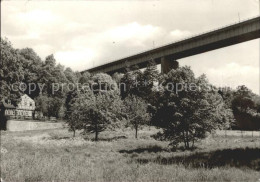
[0,100,16,109]
[0,94,35,110]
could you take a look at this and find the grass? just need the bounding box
[1,127,260,182]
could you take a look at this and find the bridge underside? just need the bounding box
[83,16,260,75]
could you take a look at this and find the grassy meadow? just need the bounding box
[1,127,260,182]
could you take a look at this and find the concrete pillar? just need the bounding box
[161,57,179,74]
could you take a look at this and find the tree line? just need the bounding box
[1,37,260,149]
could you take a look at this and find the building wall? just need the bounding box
[17,95,35,111]
[4,95,37,119]
[5,109,15,116]
[16,110,33,118]
[6,120,65,131]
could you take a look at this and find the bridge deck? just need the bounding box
[84,16,260,74]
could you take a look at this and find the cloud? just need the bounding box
[97,22,161,63]
[61,22,162,69]
[33,44,55,59]
[55,48,96,70]
[67,22,161,49]
[170,29,192,41]
[64,22,92,33]
[17,10,61,25]
[106,22,160,44]
[2,8,64,42]
[206,62,259,93]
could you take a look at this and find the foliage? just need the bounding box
[123,95,150,138]
[34,95,49,117]
[231,85,260,130]
[67,89,123,140]
[0,38,24,102]
[153,67,231,149]
[78,72,91,85]
[112,72,124,84]
[64,67,78,84]
[1,37,81,119]
[120,65,143,99]
[139,60,160,103]
[232,86,255,111]
[218,87,235,108]
[120,61,159,105]
[18,48,42,98]
[90,73,118,93]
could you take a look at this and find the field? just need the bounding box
[1,127,260,182]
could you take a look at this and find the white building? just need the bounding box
[1,94,37,119]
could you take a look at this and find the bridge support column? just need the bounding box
[161,57,179,74]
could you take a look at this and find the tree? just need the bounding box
[67,109,82,137]
[67,88,123,140]
[141,60,160,104]
[48,97,65,118]
[34,95,49,117]
[39,54,69,97]
[232,85,255,112]
[123,95,150,138]
[90,73,118,93]
[18,48,42,98]
[231,85,260,130]
[65,89,79,120]
[83,106,109,141]
[112,72,124,85]
[64,67,78,84]
[1,38,83,122]
[78,72,91,85]
[67,90,87,137]
[0,38,24,102]
[255,97,260,113]
[218,86,235,108]
[120,65,144,99]
[153,67,230,149]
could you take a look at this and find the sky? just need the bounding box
[1,0,260,94]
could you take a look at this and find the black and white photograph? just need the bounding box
[0,0,260,181]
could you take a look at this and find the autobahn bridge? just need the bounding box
[83,16,260,74]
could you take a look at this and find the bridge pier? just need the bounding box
[161,57,179,74]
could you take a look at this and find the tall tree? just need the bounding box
[38,54,57,96]
[120,65,144,98]
[18,48,42,98]
[153,67,230,149]
[141,60,159,102]
[0,38,24,101]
